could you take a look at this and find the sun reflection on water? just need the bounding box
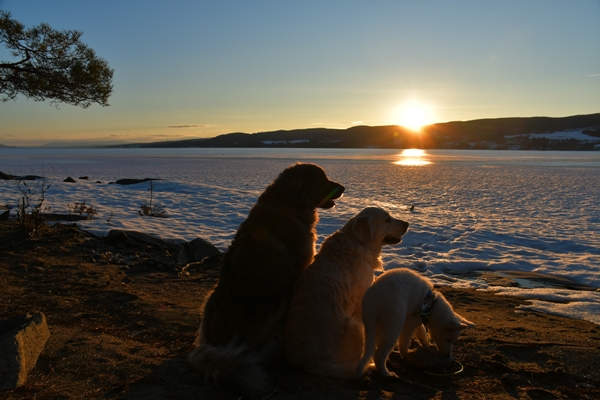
[394,149,431,166]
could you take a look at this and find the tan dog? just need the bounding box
[356,268,475,377]
[284,207,409,378]
[189,163,344,398]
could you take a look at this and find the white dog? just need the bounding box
[356,268,475,377]
[284,207,409,378]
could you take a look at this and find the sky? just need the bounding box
[0,0,599,147]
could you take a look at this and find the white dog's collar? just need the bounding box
[415,290,438,325]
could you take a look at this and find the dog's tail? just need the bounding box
[355,310,377,378]
[188,341,270,398]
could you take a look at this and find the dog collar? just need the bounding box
[415,289,438,325]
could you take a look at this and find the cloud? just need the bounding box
[168,124,204,128]
[587,74,600,77]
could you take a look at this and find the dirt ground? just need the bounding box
[1,221,599,400]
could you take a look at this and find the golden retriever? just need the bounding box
[284,207,409,378]
[356,268,475,377]
[188,163,344,398]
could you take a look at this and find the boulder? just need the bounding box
[0,313,50,391]
[42,214,90,221]
[63,177,76,183]
[105,229,178,251]
[112,178,161,185]
[0,205,9,221]
[0,172,44,181]
[0,171,15,180]
[177,237,221,265]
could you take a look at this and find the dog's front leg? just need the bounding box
[398,316,423,357]
[414,324,429,346]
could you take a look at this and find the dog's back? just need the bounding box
[189,163,344,397]
[357,268,432,377]
[357,268,474,377]
[285,207,410,379]
[285,230,375,377]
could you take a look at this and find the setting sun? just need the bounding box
[393,101,435,132]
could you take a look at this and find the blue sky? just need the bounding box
[0,0,599,146]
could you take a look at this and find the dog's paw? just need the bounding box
[379,368,398,378]
[383,370,399,379]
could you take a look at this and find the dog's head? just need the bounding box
[428,294,475,358]
[273,163,344,209]
[343,207,409,248]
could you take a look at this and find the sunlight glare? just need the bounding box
[393,101,434,132]
[394,148,431,166]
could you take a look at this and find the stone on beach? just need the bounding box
[0,313,50,391]
[112,178,161,185]
[105,229,178,251]
[177,237,221,265]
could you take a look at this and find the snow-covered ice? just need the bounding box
[2,148,599,324]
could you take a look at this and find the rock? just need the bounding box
[63,177,76,183]
[0,171,15,180]
[42,214,90,221]
[0,171,44,181]
[20,175,45,181]
[0,205,9,221]
[0,313,50,391]
[105,229,178,251]
[112,178,161,185]
[177,237,221,265]
[78,176,89,180]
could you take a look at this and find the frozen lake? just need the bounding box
[2,148,600,324]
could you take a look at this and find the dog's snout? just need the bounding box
[400,220,409,231]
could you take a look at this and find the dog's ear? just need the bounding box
[352,215,374,245]
[274,164,304,197]
[446,320,469,332]
[458,314,476,328]
[449,314,475,331]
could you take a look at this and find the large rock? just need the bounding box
[0,313,50,391]
[177,237,221,265]
[105,229,178,251]
[0,172,44,181]
[0,205,9,221]
[112,178,161,185]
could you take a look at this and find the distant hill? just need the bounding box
[112,113,600,150]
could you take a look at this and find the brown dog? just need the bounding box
[189,163,344,398]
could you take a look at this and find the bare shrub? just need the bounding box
[138,180,167,218]
[68,201,98,219]
[15,178,51,235]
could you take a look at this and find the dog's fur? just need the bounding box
[284,207,409,378]
[356,268,475,377]
[188,163,344,397]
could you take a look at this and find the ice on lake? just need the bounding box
[2,148,600,324]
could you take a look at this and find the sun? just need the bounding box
[393,101,435,132]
